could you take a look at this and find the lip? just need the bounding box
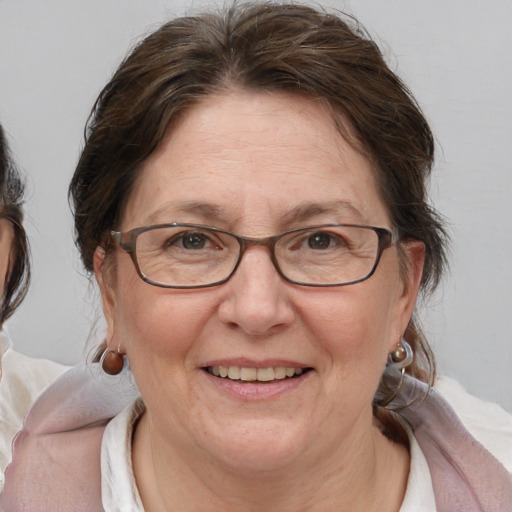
[200,358,309,369]
[200,361,313,400]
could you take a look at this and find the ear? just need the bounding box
[389,240,425,351]
[93,246,116,345]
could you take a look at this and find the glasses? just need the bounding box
[110,223,395,289]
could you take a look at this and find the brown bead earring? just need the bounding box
[100,346,125,376]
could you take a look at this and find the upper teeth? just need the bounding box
[208,366,304,382]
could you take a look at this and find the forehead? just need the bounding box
[122,91,389,232]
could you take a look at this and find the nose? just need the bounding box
[217,247,295,335]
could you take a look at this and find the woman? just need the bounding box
[2,3,511,511]
[0,124,29,328]
[0,124,67,491]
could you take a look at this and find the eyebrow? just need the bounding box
[281,200,365,225]
[146,199,364,226]
[147,201,231,224]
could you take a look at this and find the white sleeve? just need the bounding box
[0,333,69,491]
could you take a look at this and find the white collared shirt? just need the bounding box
[100,400,437,511]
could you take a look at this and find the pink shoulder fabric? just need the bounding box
[0,363,138,511]
[398,374,512,512]
[1,365,511,511]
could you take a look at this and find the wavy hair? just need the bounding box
[0,124,30,325]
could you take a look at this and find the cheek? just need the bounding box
[0,220,14,295]
[109,258,223,396]
[117,291,213,363]
[111,287,216,418]
[297,282,398,373]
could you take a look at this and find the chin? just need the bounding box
[199,417,311,473]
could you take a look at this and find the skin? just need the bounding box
[0,217,14,300]
[95,91,424,512]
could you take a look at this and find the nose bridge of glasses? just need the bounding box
[235,233,281,268]
[237,231,279,249]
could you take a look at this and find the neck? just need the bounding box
[133,411,409,512]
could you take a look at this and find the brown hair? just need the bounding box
[0,124,30,325]
[70,2,448,408]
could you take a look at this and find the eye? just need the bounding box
[307,231,339,250]
[179,231,209,250]
[137,227,225,262]
[285,229,351,253]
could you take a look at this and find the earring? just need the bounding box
[390,338,414,369]
[100,345,125,376]
[377,337,414,407]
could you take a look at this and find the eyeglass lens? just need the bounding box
[132,224,382,287]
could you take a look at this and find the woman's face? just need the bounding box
[0,217,14,297]
[96,91,423,472]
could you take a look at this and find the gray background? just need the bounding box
[1,0,511,412]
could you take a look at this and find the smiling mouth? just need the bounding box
[205,366,312,382]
